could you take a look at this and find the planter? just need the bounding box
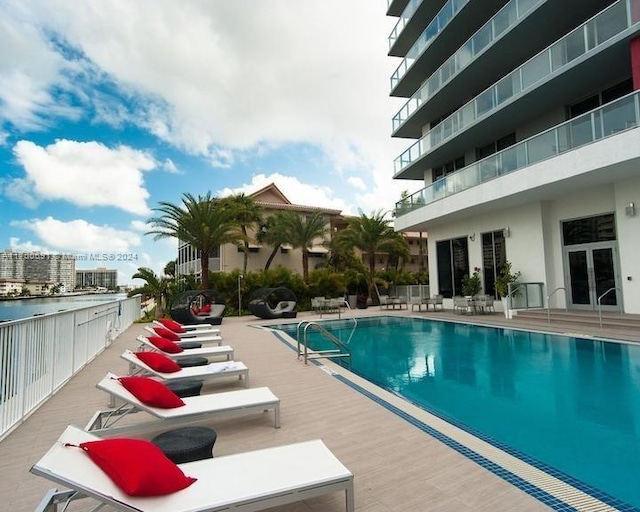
[501,297,513,319]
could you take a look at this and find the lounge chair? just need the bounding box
[86,372,280,433]
[153,319,221,337]
[136,335,233,361]
[144,326,223,346]
[121,350,249,387]
[31,425,354,512]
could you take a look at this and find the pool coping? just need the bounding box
[259,316,639,512]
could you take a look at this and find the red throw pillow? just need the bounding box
[200,304,212,313]
[147,336,184,354]
[158,318,187,333]
[71,438,197,496]
[135,351,182,373]
[153,327,181,341]
[118,376,185,408]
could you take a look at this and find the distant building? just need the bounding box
[76,268,118,289]
[0,278,24,296]
[0,250,75,290]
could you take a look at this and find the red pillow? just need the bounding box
[200,304,212,313]
[135,351,182,373]
[118,376,184,408]
[147,336,184,354]
[71,438,196,496]
[158,318,187,333]
[153,327,181,341]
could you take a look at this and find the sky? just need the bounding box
[0,0,416,285]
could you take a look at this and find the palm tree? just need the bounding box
[146,192,240,290]
[257,211,292,270]
[221,193,262,274]
[384,231,412,270]
[280,210,329,281]
[130,267,169,318]
[335,210,399,301]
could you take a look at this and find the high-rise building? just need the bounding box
[76,268,118,289]
[0,250,75,290]
[389,0,640,313]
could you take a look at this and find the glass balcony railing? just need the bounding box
[395,91,640,217]
[388,0,425,50]
[390,0,470,92]
[392,0,543,133]
[394,0,636,175]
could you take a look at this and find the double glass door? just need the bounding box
[565,243,619,310]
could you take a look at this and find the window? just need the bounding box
[482,230,506,298]
[569,79,633,118]
[562,214,616,246]
[433,156,465,182]
[476,133,516,160]
[436,237,469,298]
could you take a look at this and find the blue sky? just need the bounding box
[0,0,413,285]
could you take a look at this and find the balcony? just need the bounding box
[392,0,545,137]
[393,0,640,180]
[387,0,412,17]
[394,91,640,217]
[388,0,449,57]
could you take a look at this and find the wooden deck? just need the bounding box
[3,306,636,512]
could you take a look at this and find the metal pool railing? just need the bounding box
[0,295,141,441]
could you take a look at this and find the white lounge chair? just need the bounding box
[121,350,249,388]
[136,335,233,361]
[86,372,280,433]
[152,320,221,337]
[144,326,223,346]
[31,425,355,512]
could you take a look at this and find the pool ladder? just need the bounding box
[296,308,356,366]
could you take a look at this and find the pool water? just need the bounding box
[270,316,640,510]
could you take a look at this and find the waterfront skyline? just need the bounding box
[0,1,411,284]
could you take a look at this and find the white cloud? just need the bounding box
[11,2,408,178]
[0,5,80,131]
[347,177,366,191]
[12,216,141,253]
[8,236,51,253]
[218,173,349,212]
[129,220,150,232]
[11,139,156,214]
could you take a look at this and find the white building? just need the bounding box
[389,0,640,313]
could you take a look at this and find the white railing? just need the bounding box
[0,295,141,441]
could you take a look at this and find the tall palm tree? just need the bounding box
[146,192,240,290]
[257,211,292,270]
[221,193,262,274]
[130,267,169,318]
[384,231,412,270]
[280,210,329,281]
[335,210,399,300]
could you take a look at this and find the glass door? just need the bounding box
[565,243,619,310]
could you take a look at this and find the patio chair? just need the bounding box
[144,326,223,346]
[136,335,233,362]
[153,319,221,337]
[379,295,391,309]
[428,295,444,311]
[86,372,280,433]
[121,350,249,387]
[453,296,472,315]
[31,425,354,512]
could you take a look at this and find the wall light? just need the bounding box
[469,233,476,242]
[503,226,511,238]
[626,202,636,217]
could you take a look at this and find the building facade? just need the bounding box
[0,250,76,291]
[389,0,640,313]
[76,268,118,290]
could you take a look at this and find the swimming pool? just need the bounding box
[269,316,640,511]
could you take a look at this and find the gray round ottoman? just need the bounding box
[151,426,217,464]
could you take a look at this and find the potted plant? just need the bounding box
[461,267,482,297]
[494,261,521,317]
